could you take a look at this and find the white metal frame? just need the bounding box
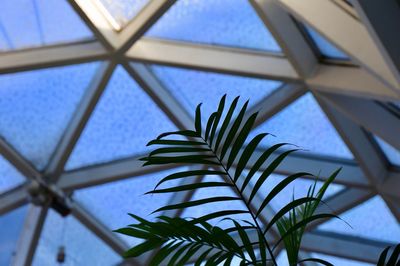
[0,0,399,265]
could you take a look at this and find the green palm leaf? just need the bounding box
[118,96,342,265]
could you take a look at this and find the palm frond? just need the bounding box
[377,243,400,266]
[121,95,341,265]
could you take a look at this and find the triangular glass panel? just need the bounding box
[146,0,281,52]
[318,195,400,243]
[0,62,99,170]
[181,175,252,228]
[249,93,354,159]
[0,0,93,51]
[74,167,187,246]
[303,24,349,60]
[0,205,28,265]
[33,209,120,265]
[96,0,150,29]
[310,253,373,266]
[0,156,25,195]
[374,135,400,167]
[149,65,282,120]
[246,171,344,212]
[66,65,177,170]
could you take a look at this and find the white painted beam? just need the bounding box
[277,0,400,93]
[11,204,48,266]
[0,186,28,216]
[307,65,400,101]
[71,202,129,256]
[126,38,299,81]
[58,156,177,191]
[0,139,41,180]
[0,41,108,74]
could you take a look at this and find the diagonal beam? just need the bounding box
[11,204,48,266]
[318,93,400,151]
[58,155,180,191]
[115,0,176,54]
[0,186,28,216]
[126,38,299,81]
[45,61,116,182]
[301,231,389,264]
[68,0,175,53]
[246,83,306,128]
[71,202,130,256]
[122,62,193,130]
[0,41,108,75]
[314,93,400,223]
[276,0,400,93]
[0,138,41,180]
[351,0,400,86]
[250,0,318,78]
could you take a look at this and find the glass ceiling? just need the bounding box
[0,205,27,265]
[0,0,399,265]
[0,0,92,51]
[66,65,177,170]
[146,0,281,52]
[0,62,99,170]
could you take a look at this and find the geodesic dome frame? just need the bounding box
[0,0,400,265]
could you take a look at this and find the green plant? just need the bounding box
[114,95,388,265]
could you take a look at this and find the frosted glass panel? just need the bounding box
[66,65,177,170]
[98,0,150,27]
[0,206,28,266]
[33,209,120,266]
[249,93,353,159]
[150,65,282,118]
[0,0,92,51]
[0,156,25,195]
[0,63,99,170]
[318,196,400,243]
[305,25,349,60]
[75,168,186,246]
[147,0,281,51]
[374,136,400,166]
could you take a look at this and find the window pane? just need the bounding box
[66,65,177,170]
[74,167,187,246]
[374,136,400,167]
[33,209,120,266]
[97,0,150,28]
[0,205,28,265]
[0,156,25,195]
[0,0,92,51]
[318,196,400,243]
[249,93,353,159]
[304,25,349,60]
[0,63,99,170]
[146,0,281,52]
[150,65,282,119]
